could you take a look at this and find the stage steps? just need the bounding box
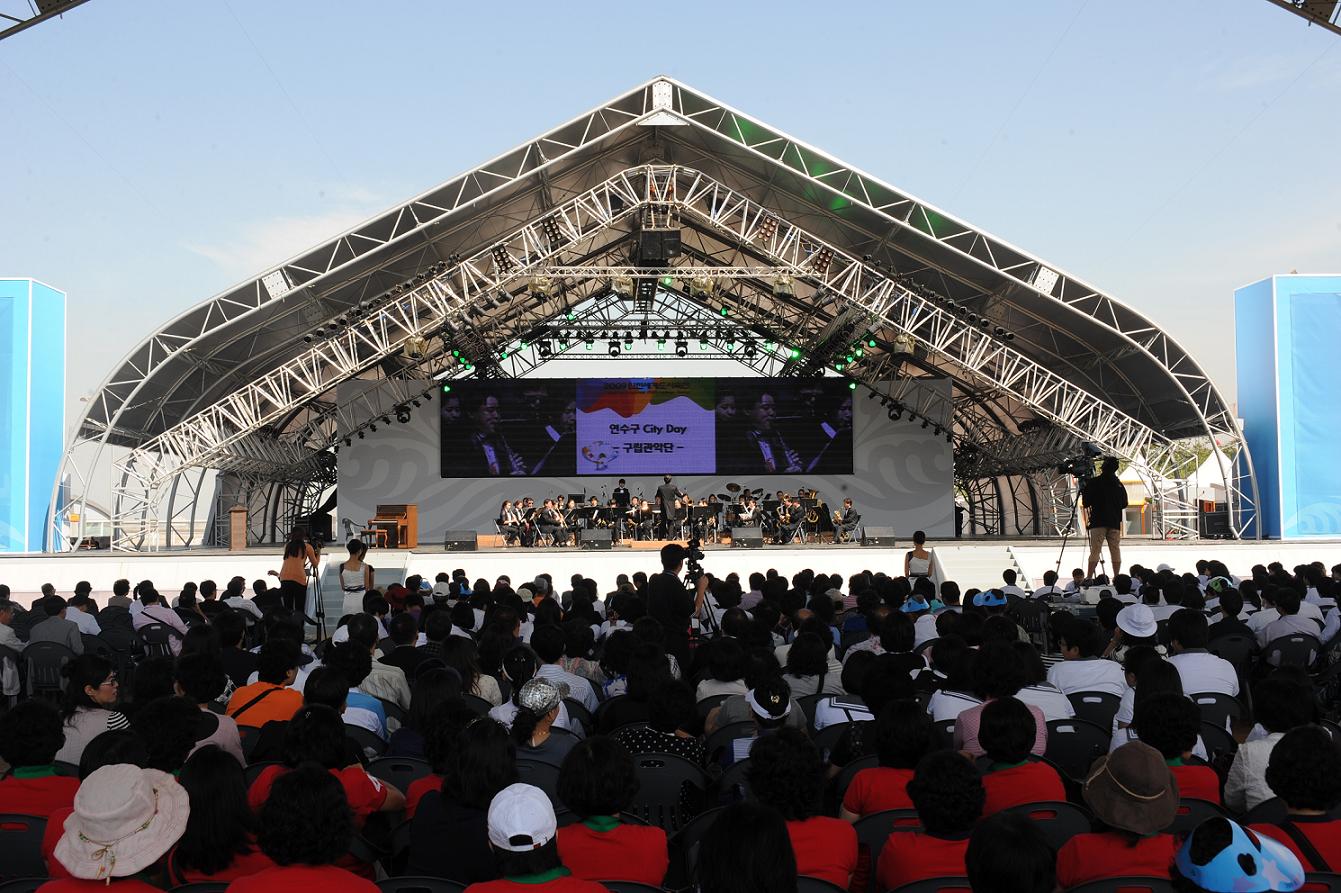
[931,544,1028,592]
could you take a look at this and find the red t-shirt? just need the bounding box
[167,843,276,885]
[37,880,161,892]
[42,805,74,879]
[876,832,969,891]
[1171,764,1222,805]
[842,767,915,817]
[1056,832,1177,888]
[247,765,388,823]
[0,770,80,818]
[1251,819,1341,872]
[556,820,669,886]
[464,873,609,893]
[787,816,859,889]
[980,762,1068,817]
[224,864,379,892]
[405,773,443,820]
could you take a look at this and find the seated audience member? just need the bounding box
[782,631,844,697]
[1250,725,1341,871]
[130,696,205,773]
[978,696,1067,816]
[323,640,390,739]
[1108,602,1163,660]
[966,812,1057,893]
[386,667,462,760]
[721,675,793,766]
[1047,616,1126,695]
[404,700,477,819]
[877,750,983,890]
[461,783,607,893]
[511,677,577,766]
[1171,815,1305,893]
[747,728,858,889]
[343,614,411,710]
[812,649,878,730]
[924,636,983,721]
[442,636,503,705]
[409,717,517,883]
[226,764,379,892]
[246,705,404,823]
[55,654,130,765]
[613,680,705,765]
[696,801,798,893]
[840,700,931,820]
[166,745,274,885]
[556,736,669,885]
[1056,741,1180,888]
[594,640,671,733]
[1207,588,1253,641]
[1010,640,1075,720]
[380,611,429,678]
[226,639,303,729]
[1135,692,1222,804]
[41,764,187,891]
[490,645,580,737]
[174,652,246,764]
[0,699,80,817]
[1261,587,1323,651]
[1226,674,1316,813]
[532,624,599,713]
[1167,609,1240,697]
[29,595,84,655]
[216,610,258,690]
[953,642,1047,758]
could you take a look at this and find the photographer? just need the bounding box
[646,543,709,665]
[1081,457,1129,579]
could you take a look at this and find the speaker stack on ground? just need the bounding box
[579,528,613,550]
[860,527,897,547]
[443,530,478,552]
[730,528,764,548]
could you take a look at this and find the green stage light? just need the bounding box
[867,338,877,348]
[660,276,674,288]
[719,306,729,316]
[441,384,452,393]
[788,347,801,359]
[847,382,858,391]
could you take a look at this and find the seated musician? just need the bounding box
[737,495,757,526]
[499,500,523,546]
[519,497,539,546]
[636,499,657,540]
[539,498,570,546]
[779,495,804,544]
[836,498,861,540]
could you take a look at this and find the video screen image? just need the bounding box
[440,377,854,478]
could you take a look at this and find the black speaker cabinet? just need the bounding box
[731,527,763,548]
[579,528,613,550]
[861,527,898,547]
[443,530,477,552]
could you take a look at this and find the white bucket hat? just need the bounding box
[1117,603,1158,639]
[54,764,189,880]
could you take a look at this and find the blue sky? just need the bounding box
[4,0,1338,417]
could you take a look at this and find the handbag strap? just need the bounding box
[1278,820,1331,872]
[228,685,280,721]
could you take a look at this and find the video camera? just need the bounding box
[1057,441,1106,482]
[684,536,706,583]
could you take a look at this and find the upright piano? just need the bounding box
[369,504,418,549]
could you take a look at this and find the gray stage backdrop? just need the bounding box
[337,378,954,541]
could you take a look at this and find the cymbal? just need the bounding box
[716,494,733,502]
[750,487,765,495]
[725,482,742,493]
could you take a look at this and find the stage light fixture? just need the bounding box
[743,342,756,357]
[396,407,411,424]
[369,424,377,433]
[412,399,421,408]
[358,431,365,439]
[689,275,715,298]
[772,274,795,297]
[888,408,902,421]
[921,420,929,429]
[933,424,942,435]
[867,391,878,400]
[441,384,452,394]
[382,415,392,425]
[332,445,339,454]
[303,334,314,343]
[538,341,552,357]
[608,340,621,356]
[757,215,779,241]
[528,275,555,297]
[674,340,689,357]
[611,274,635,297]
[1004,332,1016,341]
[945,432,954,443]
[847,382,857,391]
[657,338,666,351]
[788,347,801,359]
[344,437,352,447]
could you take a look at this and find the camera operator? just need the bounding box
[1081,456,1129,579]
[647,542,710,665]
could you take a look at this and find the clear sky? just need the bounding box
[4,0,1338,419]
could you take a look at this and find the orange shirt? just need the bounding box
[280,545,318,584]
[225,682,303,729]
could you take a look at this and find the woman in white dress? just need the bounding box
[905,530,932,579]
[339,538,374,617]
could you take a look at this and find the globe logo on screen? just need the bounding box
[581,441,616,470]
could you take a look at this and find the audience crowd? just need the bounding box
[0,549,1339,892]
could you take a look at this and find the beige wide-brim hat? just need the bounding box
[55,764,189,880]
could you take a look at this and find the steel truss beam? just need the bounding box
[93,165,1247,550]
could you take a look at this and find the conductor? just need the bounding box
[1081,456,1129,579]
[646,543,709,665]
[655,475,683,538]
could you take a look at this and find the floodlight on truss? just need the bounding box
[528,275,557,297]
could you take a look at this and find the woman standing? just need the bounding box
[904,530,932,579]
[277,529,319,616]
[338,539,374,618]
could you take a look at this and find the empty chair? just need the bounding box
[1044,718,1111,781]
[1067,691,1122,732]
[0,814,48,880]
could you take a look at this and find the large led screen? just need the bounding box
[440,378,854,478]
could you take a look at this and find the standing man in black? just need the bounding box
[1081,456,1129,579]
[656,475,683,539]
[647,543,709,666]
[612,479,631,509]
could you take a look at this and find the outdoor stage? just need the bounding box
[5,538,1341,625]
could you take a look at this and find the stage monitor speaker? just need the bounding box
[636,228,681,263]
[443,530,477,552]
[579,528,612,550]
[861,527,897,547]
[731,527,763,548]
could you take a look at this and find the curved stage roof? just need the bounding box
[56,77,1255,550]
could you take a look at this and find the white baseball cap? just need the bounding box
[487,783,557,852]
[1116,603,1157,639]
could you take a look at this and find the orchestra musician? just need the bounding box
[635,499,657,540]
[778,495,804,544]
[462,394,527,476]
[499,500,523,546]
[736,494,757,527]
[612,479,631,509]
[835,497,861,543]
[538,498,569,546]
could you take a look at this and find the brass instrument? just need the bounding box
[805,507,820,524]
[778,506,791,525]
[833,509,844,524]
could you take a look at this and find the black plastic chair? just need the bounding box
[1067,690,1122,732]
[239,724,261,760]
[368,756,433,794]
[628,751,711,832]
[796,876,849,893]
[812,721,854,764]
[1189,691,1244,729]
[933,719,956,749]
[1002,801,1093,851]
[797,692,828,727]
[1262,633,1322,669]
[0,880,46,893]
[347,725,389,759]
[169,884,230,892]
[1199,721,1239,761]
[852,808,922,884]
[718,757,752,801]
[1065,879,1175,892]
[835,753,879,805]
[703,721,755,764]
[888,879,973,893]
[563,697,594,736]
[666,804,723,886]
[376,697,410,728]
[1241,797,1288,825]
[375,878,467,893]
[516,758,563,808]
[598,883,664,893]
[0,814,48,880]
[914,637,940,658]
[1303,873,1341,892]
[51,760,80,777]
[138,621,181,658]
[22,640,75,699]
[694,693,730,721]
[459,693,493,716]
[1044,718,1112,780]
[80,632,115,659]
[1169,798,1227,837]
[593,695,630,731]
[1208,633,1256,679]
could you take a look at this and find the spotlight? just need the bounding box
[584,335,594,347]
[847,382,857,391]
[945,433,954,443]
[369,424,377,433]
[538,341,552,357]
[772,274,795,297]
[611,274,635,297]
[396,407,411,424]
[411,399,421,408]
[921,420,929,429]
[674,340,689,357]
[888,408,902,421]
[689,275,715,298]
[441,384,452,394]
[303,334,314,343]
[358,431,365,439]
[608,340,621,356]
[867,391,878,400]
[994,326,1007,337]
[344,437,352,447]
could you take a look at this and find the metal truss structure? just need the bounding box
[1263,0,1341,37]
[0,0,90,42]
[50,78,1257,551]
